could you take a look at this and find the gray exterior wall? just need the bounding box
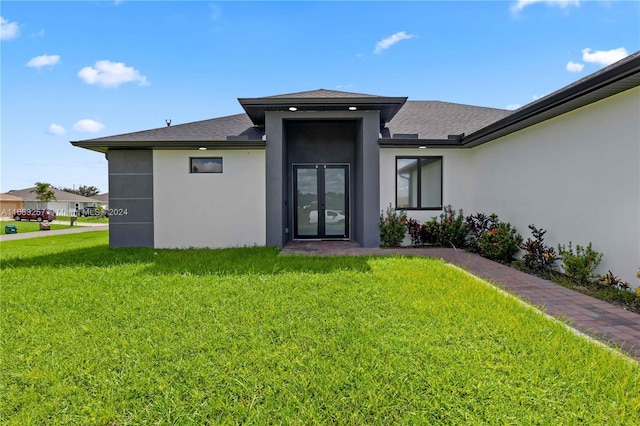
[265,111,380,248]
[107,150,154,247]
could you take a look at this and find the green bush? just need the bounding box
[379,204,407,248]
[466,213,498,253]
[557,242,603,285]
[437,206,467,248]
[478,221,523,263]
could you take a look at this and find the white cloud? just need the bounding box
[78,60,149,88]
[1,16,20,40]
[511,0,580,14]
[566,61,584,72]
[374,31,415,55]
[73,119,105,133]
[582,47,629,67]
[26,54,61,69]
[506,104,522,110]
[48,124,66,135]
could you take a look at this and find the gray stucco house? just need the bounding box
[72,51,640,284]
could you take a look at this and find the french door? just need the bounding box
[293,164,349,239]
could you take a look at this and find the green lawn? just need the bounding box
[0,220,71,235]
[1,232,639,424]
[57,215,109,224]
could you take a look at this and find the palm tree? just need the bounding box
[31,182,57,209]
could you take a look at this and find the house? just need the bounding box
[72,51,640,285]
[6,187,100,216]
[0,193,25,218]
[92,193,109,210]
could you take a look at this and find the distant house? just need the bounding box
[92,193,109,209]
[72,51,640,285]
[6,187,100,216]
[0,193,25,218]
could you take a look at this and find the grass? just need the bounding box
[0,220,71,235]
[57,215,109,224]
[1,233,639,424]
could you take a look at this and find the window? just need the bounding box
[396,156,442,209]
[190,157,222,173]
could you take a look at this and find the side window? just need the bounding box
[190,157,222,173]
[396,156,442,210]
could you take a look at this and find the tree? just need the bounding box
[58,185,101,197]
[31,182,57,208]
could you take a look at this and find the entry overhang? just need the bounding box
[239,90,407,125]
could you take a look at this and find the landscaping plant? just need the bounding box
[406,217,440,246]
[598,270,630,290]
[477,221,523,263]
[557,242,603,285]
[437,205,467,248]
[465,212,498,253]
[521,224,557,274]
[379,204,407,247]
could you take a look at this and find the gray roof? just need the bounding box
[92,193,109,203]
[262,89,387,99]
[7,187,101,203]
[75,113,262,144]
[385,101,511,139]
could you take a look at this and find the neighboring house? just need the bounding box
[6,188,100,216]
[72,51,640,285]
[0,193,25,218]
[92,193,109,210]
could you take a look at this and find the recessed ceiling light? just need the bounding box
[289,107,297,111]
[198,147,207,150]
[419,146,427,149]
[348,106,357,111]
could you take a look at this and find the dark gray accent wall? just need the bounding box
[354,111,381,248]
[265,111,380,248]
[108,150,154,248]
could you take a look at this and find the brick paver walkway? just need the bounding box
[281,241,640,361]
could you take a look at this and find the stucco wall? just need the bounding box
[470,87,640,285]
[153,150,266,248]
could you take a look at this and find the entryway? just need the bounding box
[293,164,349,239]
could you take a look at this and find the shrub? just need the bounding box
[407,218,423,246]
[521,225,557,274]
[379,204,407,248]
[557,242,603,285]
[438,206,467,248]
[422,217,441,246]
[477,221,523,263]
[466,213,498,253]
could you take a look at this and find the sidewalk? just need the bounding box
[281,241,640,361]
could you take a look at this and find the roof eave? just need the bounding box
[71,140,266,154]
[379,138,464,148]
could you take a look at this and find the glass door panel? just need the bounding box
[295,167,318,237]
[324,167,346,237]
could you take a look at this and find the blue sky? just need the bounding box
[2,0,638,194]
